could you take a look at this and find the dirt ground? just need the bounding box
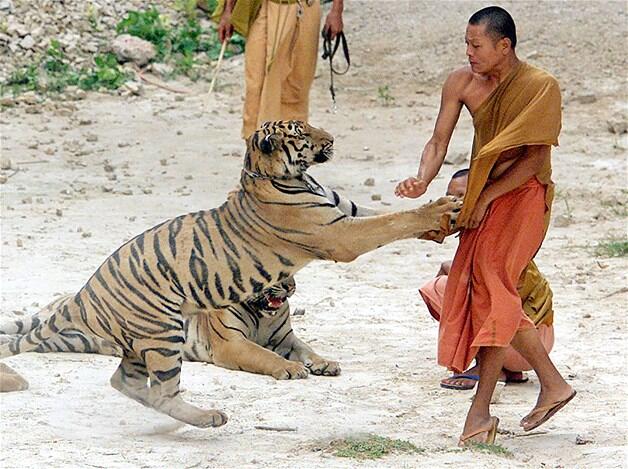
[1,1,627,467]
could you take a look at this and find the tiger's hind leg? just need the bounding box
[142,347,227,428]
[110,356,151,407]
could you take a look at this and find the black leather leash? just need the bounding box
[321,29,350,109]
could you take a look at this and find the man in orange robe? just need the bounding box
[395,6,575,445]
[419,170,555,390]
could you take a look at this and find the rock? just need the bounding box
[607,118,627,135]
[572,94,597,105]
[111,34,156,66]
[17,91,39,105]
[0,97,16,107]
[553,214,572,227]
[0,175,7,184]
[292,308,306,316]
[123,81,143,96]
[151,62,174,77]
[371,194,382,201]
[85,133,98,142]
[18,35,35,49]
[575,435,594,445]
[55,209,63,217]
[0,0,14,12]
[0,156,13,170]
[78,118,93,126]
[364,177,375,186]
[16,238,23,247]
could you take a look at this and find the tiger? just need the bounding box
[0,120,460,429]
[0,276,343,380]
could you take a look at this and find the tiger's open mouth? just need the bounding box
[247,291,289,317]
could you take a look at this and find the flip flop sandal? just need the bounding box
[458,416,500,447]
[522,390,577,432]
[440,373,479,390]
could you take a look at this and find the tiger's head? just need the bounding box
[244,121,334,179]
[245,277,296,318]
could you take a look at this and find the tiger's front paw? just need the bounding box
[305,357,341,376]
[415,196,462,235]
[271,360,309,380]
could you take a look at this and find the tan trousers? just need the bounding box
[242,0,322,138]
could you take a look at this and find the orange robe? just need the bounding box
[438,62,562,373]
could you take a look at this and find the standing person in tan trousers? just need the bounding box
[217,0,344,138]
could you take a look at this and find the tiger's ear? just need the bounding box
[260,134,281,155]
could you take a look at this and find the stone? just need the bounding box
[572,94,597,105]
[553,214,572,227]
[0,0,14,12]
[607,118,627,135]
[371,194,382,201]
[18,35,35,49]
[111,34,156,66]
[363,177,375,186]
[0,157,13,170]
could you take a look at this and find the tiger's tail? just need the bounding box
[0,297,77,359]
[0,295,70,336]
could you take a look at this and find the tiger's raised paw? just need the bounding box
[272,360,309,380]
[305,358,341,376]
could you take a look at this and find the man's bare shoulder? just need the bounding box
[444,66,475,90]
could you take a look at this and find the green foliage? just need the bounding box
[174,0,200,21]
[114,8,245,78]
[331,435,423,460]
[461,442,513,457]
[79,53,130,90]
[1,43,130,96]
[377,85,395,106]
[594,237,628,258]
[116,8,170,58]
[4,65,39,94]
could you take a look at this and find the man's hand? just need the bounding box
[323,8,343,39]
[394,177,428,199]
[467,196,490,229]
[218,14,234,43]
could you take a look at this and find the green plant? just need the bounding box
[594,237,628,257]
[86,3,100,29]
[78,53,130,90]
[461,442,513,457]
[174,0,200,21]
[377,85,395,106]
[116,8,170,58]
[331,435,423,460]
[3,64,39,95]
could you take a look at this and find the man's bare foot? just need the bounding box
[520,384,576,431]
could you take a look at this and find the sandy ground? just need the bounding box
[1,1,627,467]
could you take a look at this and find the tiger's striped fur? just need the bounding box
[0,278,343,380]
[0,120,460,428]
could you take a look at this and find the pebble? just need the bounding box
[55,209,63,217]
[364,177,375,186]
[0,156,13,170]
[371,194,382,201]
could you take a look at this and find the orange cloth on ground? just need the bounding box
[439,177,548,373]
[242,0,321,138]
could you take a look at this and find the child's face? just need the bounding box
[446,176,468,198]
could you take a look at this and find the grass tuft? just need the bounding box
[331,434,423,460]
[594,237,628,257]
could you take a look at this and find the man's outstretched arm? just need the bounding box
[395,71,465,199]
